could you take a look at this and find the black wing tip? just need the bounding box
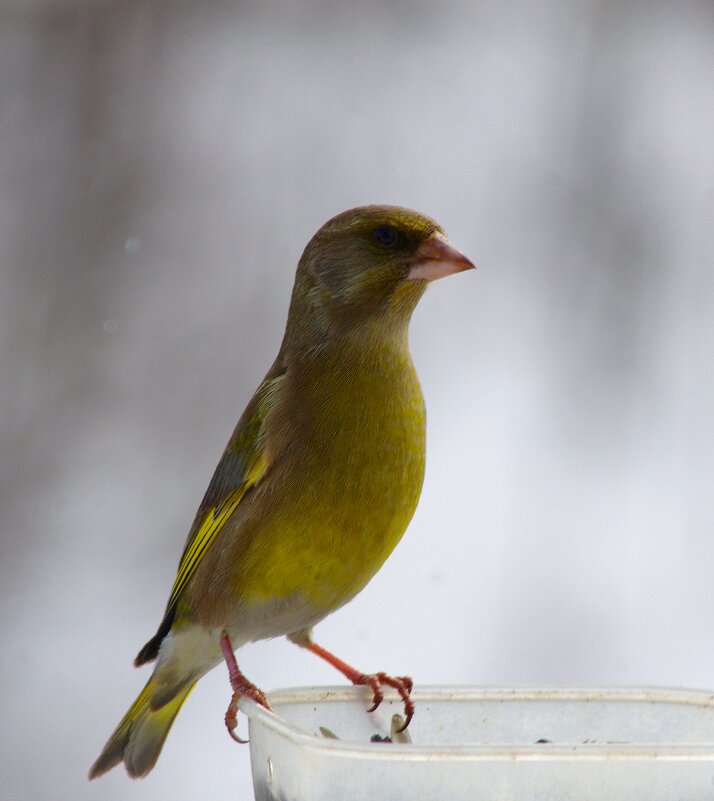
[134,608,176,666]
[134,632,162,667]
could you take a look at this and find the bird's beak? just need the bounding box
[407,233,475,282]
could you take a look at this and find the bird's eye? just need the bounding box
[374,226,398,247]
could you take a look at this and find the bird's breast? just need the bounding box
[237,342,426,614]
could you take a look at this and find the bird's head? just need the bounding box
[283,205,474,353]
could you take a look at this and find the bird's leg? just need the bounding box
[288,629,414,731]
[220,632,271,744]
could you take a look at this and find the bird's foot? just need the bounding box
[289,634,415,731]
[224,691,248,743]
[352,671,414,730]
[220,632,272,744]
[224,684,271,743]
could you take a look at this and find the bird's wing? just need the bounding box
[135,366,285,665]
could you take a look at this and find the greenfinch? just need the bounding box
[89,205,474,779]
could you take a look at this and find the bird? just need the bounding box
[89,204,474,779]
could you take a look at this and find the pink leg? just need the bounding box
[298,638,414,731]
[220,632,271,743]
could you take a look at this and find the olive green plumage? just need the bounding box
[90,205,473,779]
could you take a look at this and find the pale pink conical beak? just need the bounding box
[407,233,475,281]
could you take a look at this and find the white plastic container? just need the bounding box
[239,685,714,800]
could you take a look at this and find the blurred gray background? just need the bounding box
[2,0,713,798]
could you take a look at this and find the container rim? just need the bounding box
[238,685,714,760]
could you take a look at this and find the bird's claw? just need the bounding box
[220,631,272,745]
[223,686,272,745]
[224,691,249,743]
[356,672,414,730]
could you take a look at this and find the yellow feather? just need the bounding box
[167,487,246,613]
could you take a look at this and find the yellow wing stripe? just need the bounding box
[164,421,271,614]
[166,487,246,612]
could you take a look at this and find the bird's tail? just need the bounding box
[88,675,196,779]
